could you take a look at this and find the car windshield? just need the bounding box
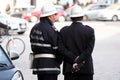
[0,46,12,68]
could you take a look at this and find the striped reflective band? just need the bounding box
[31,43,51,47]
[35,54,56,58]
[33,68,60,71]
[53,46,58,49]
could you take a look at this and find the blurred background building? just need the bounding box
[0,0,120,14]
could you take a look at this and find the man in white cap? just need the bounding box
[29,3,80,80]
[59,4,95,80]
[29,3,60,80]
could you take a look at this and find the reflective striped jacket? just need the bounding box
[29,18,60,74]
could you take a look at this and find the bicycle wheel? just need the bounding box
[6,37,25,56]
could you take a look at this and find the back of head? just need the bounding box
[70,4,84,18]
[40,3,57,17]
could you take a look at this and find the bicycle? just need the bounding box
[0,23,25,56]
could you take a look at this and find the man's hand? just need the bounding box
[72,63,80,73]
[73,63,78,68]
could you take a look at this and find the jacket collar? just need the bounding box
[71,21,83,26]
[41,17,53,26]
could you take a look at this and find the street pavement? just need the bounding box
[9,21,120,80]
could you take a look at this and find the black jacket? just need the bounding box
[60,22,95,74]
[29,18,61,75]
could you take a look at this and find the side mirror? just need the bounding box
[9,52,19,60]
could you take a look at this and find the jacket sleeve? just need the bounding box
[58,32,78,64]
[76,28,95,64]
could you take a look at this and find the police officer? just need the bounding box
[29,3,60,80]
[60,5,95,80]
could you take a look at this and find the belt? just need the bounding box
[31,43,51,47]
[35,54,56,58]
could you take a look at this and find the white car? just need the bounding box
[97,4,120,21]
[0,14,28,34]
[83,3,110,21]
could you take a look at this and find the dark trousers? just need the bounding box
[64,73,93,80]
[37,74,58,80]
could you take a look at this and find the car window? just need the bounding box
[0,46,12,66]
[88,4,109,10]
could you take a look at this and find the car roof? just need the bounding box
[83,3,110,10]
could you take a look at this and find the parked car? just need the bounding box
[0,14,27,34]
[97,4,120,21]
[83,3,110,21]
[23,9,41,23]
[0,45,24,80]
[11,5,67,22]
[10,5,40,23]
